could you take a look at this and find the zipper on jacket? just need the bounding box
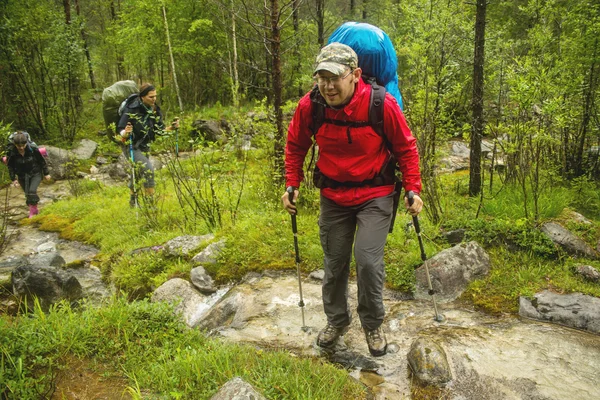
[346,126,352,144]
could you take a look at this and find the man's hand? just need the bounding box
[171,117,180,129]
[404,193,423,216]
[281,187,299,215]
[44,175,51,181]
[12,180,19,188]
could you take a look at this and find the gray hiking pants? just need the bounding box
[122,146,155,189]
[319,192,394,331]
[17,173,42,205]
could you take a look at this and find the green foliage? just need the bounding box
[110,252,188,299]
[0,298,366,399]
[464,247,600,314]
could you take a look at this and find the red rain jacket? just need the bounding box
[285,78,421,207]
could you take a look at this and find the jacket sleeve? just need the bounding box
[34,148,50,176]
[117,109,130,132]
[383,94,422,194]
[7,153,16,181]
[285,95,315,189]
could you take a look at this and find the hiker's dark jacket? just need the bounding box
[285,78,421,207]
[117,97,166,152]
[7,145,49,181]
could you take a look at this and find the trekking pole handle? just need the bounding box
[407,191,421,234]
[287,186,298,234]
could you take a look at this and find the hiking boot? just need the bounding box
[364,326,387,357]
[317,323,350,349]
[28,204,39,218]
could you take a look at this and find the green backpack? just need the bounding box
[101,80,138,143]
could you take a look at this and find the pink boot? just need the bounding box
[28,204,39,218]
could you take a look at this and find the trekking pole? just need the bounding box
[407,191,444,322]
[286,186,307,331]
[127,123,138,213]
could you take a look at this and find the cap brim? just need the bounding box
[313,61,348,76]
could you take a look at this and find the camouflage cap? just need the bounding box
[313,42,358,76]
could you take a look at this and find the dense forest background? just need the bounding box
[0,0,599,198]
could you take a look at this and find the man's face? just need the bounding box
[315,68,359,108]
[15,143,26,152]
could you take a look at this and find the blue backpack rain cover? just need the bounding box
[328,22,403,110]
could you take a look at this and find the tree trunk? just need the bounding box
[316,0,325,47]
[469,0,487,197]
[231,0,240,107]
[74,0,96,89]
[162,5,183,112]
[270,0,285,180]
[293,0,302,97]
[574,37,598,177]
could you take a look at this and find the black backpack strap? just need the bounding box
[365,76,388,149]
[309,85,326,136]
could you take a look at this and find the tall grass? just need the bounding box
[0,298,366,399]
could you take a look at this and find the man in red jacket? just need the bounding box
[282,43,423,357]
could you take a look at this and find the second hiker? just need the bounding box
[281,43,423,357]
[6,132,51,218]
[117,83,179,206]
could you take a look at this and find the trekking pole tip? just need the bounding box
[434,314,445,323]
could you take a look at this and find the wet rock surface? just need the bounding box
[519,290,600,334]
[194,273,600,400]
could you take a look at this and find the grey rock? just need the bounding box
[37,241,57,253]
[0,255,29,281]
[89,165,99,174]
[12,265,83,311]
[190,266,217,294]
[191,120,225,143]
[164,234,214,257]
[43,145,73,179]
[68,266,112,303]
[210,377,266,400]
[101,153,130,180]
[152,278,207,327]
[540,222,598,259]
[28,252,66,268]
[191,239,226,265]
[415,241,490,302]
[407,337,452,386]
[519,291,600,334]
[96,156,109,165]
[72,139,98,160]
[309,269,325,281]
[451,141,470,158]
[567,211,593,225]
[196,290,244,331]
[575,265,600,282]
[442,229,466,245]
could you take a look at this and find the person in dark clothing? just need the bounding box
[116,83,179,206]
[6,132,51,218]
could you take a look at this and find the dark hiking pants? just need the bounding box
[319,192,394,331]
[122,146,155,189]
[17,173,42,205]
